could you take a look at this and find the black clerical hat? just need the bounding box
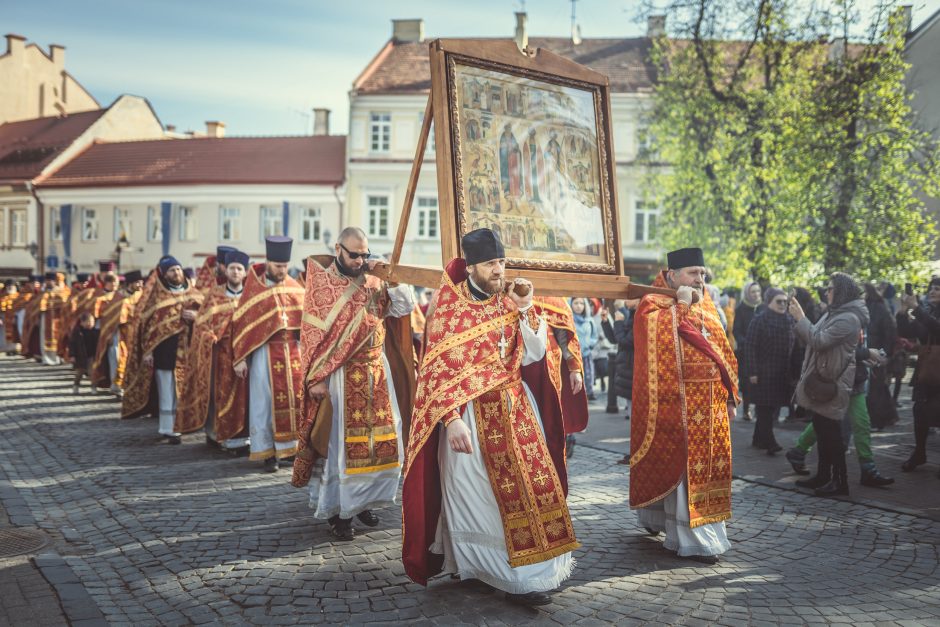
[226,250,250,268]
[76,273,90,282]
[43,271,57,281]
[667,247,705,269]
[461,228,505,266]
[98,259,116,273]
[124,270,143,283]
[216,245,236,265]
[265,236,292,262]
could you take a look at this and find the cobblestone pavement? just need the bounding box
[1,355,939,626]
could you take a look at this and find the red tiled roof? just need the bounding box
[0,109,106,182]
[354,37,658,95]
[38,135,347,188]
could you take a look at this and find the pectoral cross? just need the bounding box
[701,325,711,340]
[281,310,289,325]
[497,335,508,359]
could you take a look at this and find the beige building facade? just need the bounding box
[0,34,99,125]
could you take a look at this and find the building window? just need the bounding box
[367,195,389,238]
[416,197,438,239]
[10,209,27,246]
[419,112,435,154]
[260,206,282,239]
[300,207,321,242]
[178,206,197,241]
[81,207,98,242]
[147,206,162,242]
[370,113,391,152]
[50,207,62,241]
[634,201,659,243]
[113,207,131,242]
[0,208,6,246]
[220,207,240,242]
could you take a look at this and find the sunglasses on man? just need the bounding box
[338,243,372,260]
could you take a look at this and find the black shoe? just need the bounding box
[505,591,552,607]
[624,413,630,421]
[565,434,576,459]
[686,554,719,565]
[796,474,830,489]
[785,448,810,475]
[356,510,379,527]
[860,469,894,487]
[814,476,849,497]
[644,527,659,536]
[587,394,597,401]
[766,443,782,455]
[328,516,355,541]
[165,435,181,445]
[605,406,619,414]
[263,457,278,473]
[901,452,927,472]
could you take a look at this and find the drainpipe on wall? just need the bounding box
[333,183,344,248]
[27,181,45,274]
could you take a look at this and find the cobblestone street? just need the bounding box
[1,355,939,626]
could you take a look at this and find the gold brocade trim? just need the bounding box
[630,306,664,467]
[689,511,732,529]
[139,291,192,320]
[304,307,370,384]
[345,432,398,443]
[508,540,582,567]
[422,312,517,366]
[232,283,305,322]
[197,301,237,324]
[232,305,303,355]
[344,461,400,475]
[301,281,364,331]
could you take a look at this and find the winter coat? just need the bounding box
[794,298,869,421]
[601,309,634,399]
[743,309,794,407]
[572,310,599,357]
[866,299,897,354]
[898,302,940,399]
[68,325,100,366]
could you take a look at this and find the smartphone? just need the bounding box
[905,283,914,296]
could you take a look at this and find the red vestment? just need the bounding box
[91,289,143,389]
[402,259,578,585]
[175,285,247,440]
[121,275,203,419]
[231,264,304,459]
[533,297,589,434]
[629,272,738,528]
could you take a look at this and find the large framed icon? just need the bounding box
[429,38,623,279]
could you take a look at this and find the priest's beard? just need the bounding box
[265,273,284,284]
[335,256,365,278]
[468,268,503,296]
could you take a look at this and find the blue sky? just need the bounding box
[6,0,940,136]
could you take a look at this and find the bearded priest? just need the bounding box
[402,228,578,607]
[289,226,416,541]
[630,247,738,565]
[232,237,305,472]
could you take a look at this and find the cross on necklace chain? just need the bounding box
[497,334,508,359]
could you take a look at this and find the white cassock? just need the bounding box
[156,284,187,437]
[15,308,25,339]
[108,331,120,392]
[431,310,575,594]
[636,478,731,557]
[38,311,61,365]
[308,284,416,519]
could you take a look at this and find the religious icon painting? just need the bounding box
[429,38,623,279]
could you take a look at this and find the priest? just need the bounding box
[290,226,416,541]
[91,269,145,396]
[196,245,236,292]
[630,247,738,564]
[232,237,305,471]
[402,228,578,607]
[176,250,249,449]
[122,257,203,444]
[22,272,69,365]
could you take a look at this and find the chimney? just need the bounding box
[392,19,424,43]
[49,44,65,67]
[205,121,225,138]
[313,108,330,136]
[515,12,528,52]
[5,34,26,56]
[647,15,666,38]
[829,37,846,62]
[899,5,913,34]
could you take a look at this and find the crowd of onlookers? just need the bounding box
[566,273,940,490]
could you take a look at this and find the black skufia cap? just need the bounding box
[124,270,143,283]
[667,247,705,270]
[265,236,293,263]
[461,228,505,266]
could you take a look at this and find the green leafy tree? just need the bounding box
[643,0,939,287]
